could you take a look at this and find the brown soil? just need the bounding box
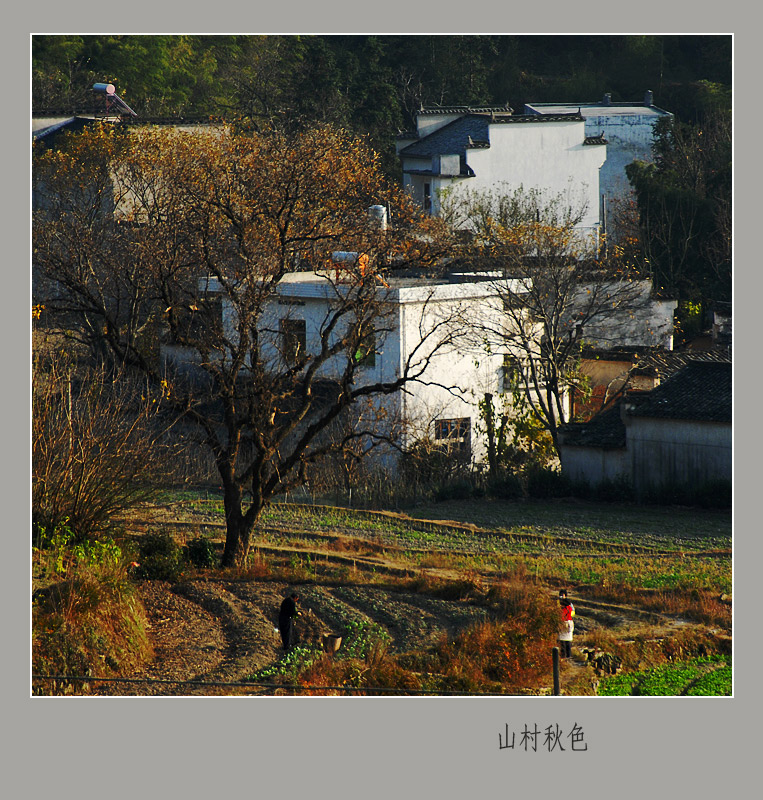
[87,502,728,696]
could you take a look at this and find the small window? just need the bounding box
[502,354,522,392]
[423,183,432,213]
[281,318,306,364]
[434,417,471,459]
[353,325,376,368]
[173,294,223,344]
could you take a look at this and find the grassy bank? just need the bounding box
[32,528,152,694]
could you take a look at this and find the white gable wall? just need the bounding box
[402,119,606,239]
[461,122,605,233]
[395,290,505,458]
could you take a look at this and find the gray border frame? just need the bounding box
[14,11,751,799]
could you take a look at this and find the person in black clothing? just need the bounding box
[278,592,300,651]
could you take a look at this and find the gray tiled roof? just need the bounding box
[627,361,731,423]
[559,405,626,450]
[581,346,731,378]
[399,112,584,161]
[400,115,494,160]
[632,348,731,379]
[560,359,732,450]
[418,105,513,115]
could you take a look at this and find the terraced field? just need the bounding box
[102,493,731,696]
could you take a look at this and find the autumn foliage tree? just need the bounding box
[33,122,450,565]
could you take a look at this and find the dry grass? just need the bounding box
[32,565,152,693]
[293,576,562,696]
[582,585,732,630]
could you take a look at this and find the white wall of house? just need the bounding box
[395,290,504,459]
[525,99,672,235]
[577,282,677,350]
[401,118,606,239]
[257,273,522,465]
[462,123,605,232]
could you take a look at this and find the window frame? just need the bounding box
[433,417,472,459]
[280,317,307,365]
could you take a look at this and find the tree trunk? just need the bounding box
[483,393,498,479]
[219,479,260,567]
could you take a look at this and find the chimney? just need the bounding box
[644,89,654,106]
[603,93,612,106]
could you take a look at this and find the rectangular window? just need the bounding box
[354,325,376,368]
[423,182,432,213]
[174,294,223,344]
[280,318,306,364]
[434,417,471,459]
[502,354,522,392]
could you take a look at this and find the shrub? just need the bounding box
[134,530,184,581]
[692,479,732,509]
[485,473,523,500]
[569,476,592,499]
[32,352,179,541]
[185,536,217,568]
[435,478,475,502]
[32,559,152,693]
[526,466,571,499]
[642,478,732,509]
[595,475,635,502]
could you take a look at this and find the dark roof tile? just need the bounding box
[418,105,512,115]
[627,361,731,422]
[560,360,732,449]
[559,405,626,449]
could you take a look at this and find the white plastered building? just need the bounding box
[396,106,607,243]
[524,92,673,237]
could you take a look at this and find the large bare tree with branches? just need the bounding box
[33,122,454,565]
[444,186,657,454]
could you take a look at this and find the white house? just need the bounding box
[574,281,678,351]
[163,268,530,466]
[396,105,607,242]
[266,270,534,463]
[524,92,673,237]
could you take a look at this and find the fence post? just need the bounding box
[552,647,560,695]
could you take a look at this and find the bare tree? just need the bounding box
[34,122,454,565]
[32,341,179,540]
[445,186,655,454]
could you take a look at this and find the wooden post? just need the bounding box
[553,647,561,695]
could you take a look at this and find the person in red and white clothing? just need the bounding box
[558,590,575,658]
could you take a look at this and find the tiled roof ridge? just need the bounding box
[418,105,512,115]
[527,100,662,109]
[400,112,586,158]
[490,113,583,123]
[634,348,732,378]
